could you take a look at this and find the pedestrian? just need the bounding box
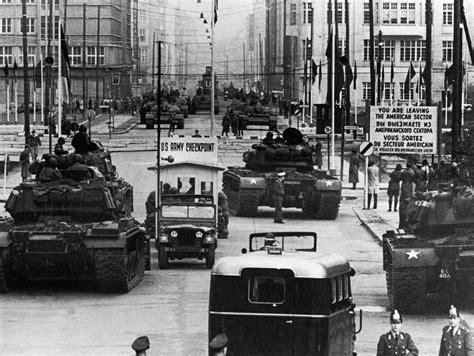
[168,114,176,137]
[19,145,30,182]
[131,336,150,356]
[377,310,419,356]
[209,333,228,356]
[192,129,202,137]
[439,305,473,356]
[230,110,238,136]
[221,113,230,137]
[71,124,91,154]
[314,140,323,170]
[27,129,41,162]
[238,114,245,136]
[367,160,379,209]
[272,172,285,223]
[54,137,68,156]
[387,164,402,212]
[349,148,360,189]
[399,163,415,229]
[421,159,431,188]
[413,163,427,193]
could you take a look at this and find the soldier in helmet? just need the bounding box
[439,305,473,356]
[377,310,419,355]
[38,157,63,182]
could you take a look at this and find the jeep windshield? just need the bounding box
[161,204,215,219]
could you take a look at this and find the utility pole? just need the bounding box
[425,0,432,106]
[452,0,463,160]
[243,43,246,92]
[47,0,54,153]
[369,0,376,106]
[152,32,156,90]
[155,40,162,245]
[21,0,30,139]
[82,3,86,125]
[340,0,350,181]
[95,5,100,110]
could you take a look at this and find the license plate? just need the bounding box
[439,267,452,279]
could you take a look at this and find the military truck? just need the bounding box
[222,128,342,219]
[0,149,146,293]
[383,182,474,313]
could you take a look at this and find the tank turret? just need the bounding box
[243,128,314,172]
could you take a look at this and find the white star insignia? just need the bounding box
[249,178,257,184]
[326,181,333,186]
[406,249,420,260]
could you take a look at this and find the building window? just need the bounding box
[400,40,426,61]
[0,46,13,66]
[442,41,453,62]
[87,47,96,65]
[139,29,146,42]
[1,0,12,3]
[383,82,393,101]
[364,39,370,61]
[303,2,313,25]
[98,47,105,65]
[1,18,12,34]
[364,2,370,24]
[41,0,59,9]
[71,46,81,66]
[290,4,297,25]
[140,48,148,62]
[363,82,371,100]
[18,46,36,66]
[443,3,453,25]
[336,2,343,23]
[377,40,395,61]
[382,2,415,25]
[20,18,35,34]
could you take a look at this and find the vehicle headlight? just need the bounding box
[203,236,214,244]
[196,231,203,238]
[159,235,169,243]
[170,230,178,238]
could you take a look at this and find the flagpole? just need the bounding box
[462,62,465,126]
[6,80,9,123]
[58,19,62,137]
[417,59,421,106]
[354,85,357,124]
[331,22,335,171]
[14,71,18,123]
[210,0,215,136]
[41,57,44,124]
[33,88,36,123]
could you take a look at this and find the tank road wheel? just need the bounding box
[390,267,427,313]
[158,247,168,269]
[206,244,216,269]
[95,235,145,293]
[235,189,260,217]
[316,192,341,220]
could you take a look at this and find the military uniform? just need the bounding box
[272,176,285,223]
[377,331,419,355]
[439,324,474,356]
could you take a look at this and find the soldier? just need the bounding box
[349,148,360,190]
[387,164,402,212]
[131,336,150,356]
[367,160,379,209]
[210,333,228,356]
[272,172,285,223]
[27,129,41,161]
[439,305,473,356]
[38,157,63,182]
[377,310,419,356]
[399,163,415,229]
[54,137,68,156]
[262,131,275,146]
[19,145,30,182]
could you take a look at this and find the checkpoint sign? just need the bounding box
[324,126,332,134]
[359,141,374,156]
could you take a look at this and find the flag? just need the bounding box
[60,25,71,103]
[353,61,357,90]
[416,62,422,94]
[13,61,18,83]
[318,60,322,92]
[3,62,8,84]
[404,61,416,96]
[390,60,394,84]
[34,60,42,89]
[325,26,344,105]
[422,65,430,85]
[445,64,454,85]
[345,62,353,87]
[312,59,317,85]
[214,0,218,24]
[381,64,385,95]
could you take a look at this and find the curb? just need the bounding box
[353,207,393,245]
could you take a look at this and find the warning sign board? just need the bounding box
[369,105,438,154]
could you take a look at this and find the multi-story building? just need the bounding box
[0,0,133,113]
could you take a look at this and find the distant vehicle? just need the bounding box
[209,231,361,355]
[15,102,41,113]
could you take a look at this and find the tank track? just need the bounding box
[302,195,320,217]
[316,192,341,220]
[389,267,427,313]
[95,238,144,293]
[0,252,8,293]
[225,186,260,217]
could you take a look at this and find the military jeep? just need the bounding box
[156,194,217,269]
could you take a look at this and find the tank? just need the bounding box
[382,182,474,313]
[222,128,342,219]
[236,101,278,131]
[189,67,219,115]
[0,148,146,293]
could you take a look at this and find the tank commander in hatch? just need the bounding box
[262,131,275,146]
[377,310,418,356]
[38,157,63,182]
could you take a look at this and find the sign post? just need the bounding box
[324,126,332,171]
[359,140,374,209]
